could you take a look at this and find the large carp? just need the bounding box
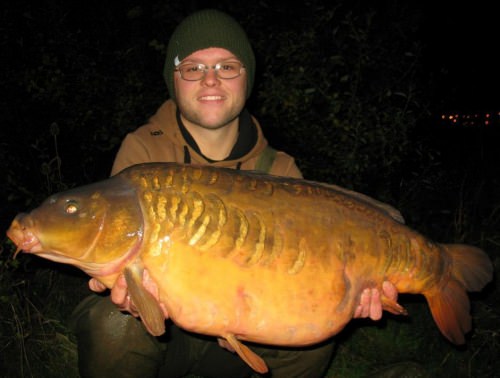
[7,162,493,373]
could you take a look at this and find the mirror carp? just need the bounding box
[7,163,493,373]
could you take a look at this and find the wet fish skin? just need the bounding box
[6,162,493,373]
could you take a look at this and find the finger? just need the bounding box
[353,304,363,318]
[369,288,383,320]
[88,278,107,292]
[110,275,129,306]
[383,281,398,301]
[354,288,371,318]
[361,288,371,318]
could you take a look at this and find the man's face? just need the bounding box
[174,47,247,130]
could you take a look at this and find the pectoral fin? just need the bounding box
[224,333,268,374]
[124,266,165,336]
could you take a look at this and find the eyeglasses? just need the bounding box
[174,61,245,81]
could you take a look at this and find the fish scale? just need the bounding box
[6,162,493,374]
[139,169,291,268]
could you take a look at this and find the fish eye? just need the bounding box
[65,200,79,214]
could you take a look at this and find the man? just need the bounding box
[70,9,398,378]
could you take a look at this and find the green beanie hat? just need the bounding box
[164,9,255,101]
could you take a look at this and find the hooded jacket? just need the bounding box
[111,99,302,178]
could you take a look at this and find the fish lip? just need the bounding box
[6,218,42,254]
[10,238,42,254]
[20,233,43,253]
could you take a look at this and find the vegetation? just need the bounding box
[1,1,498,377]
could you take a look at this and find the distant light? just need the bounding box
[439,110,500,127]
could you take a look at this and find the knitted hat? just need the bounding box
[164,9,255,101]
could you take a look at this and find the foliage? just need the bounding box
[1,1,499,377]
[245,1,428,202]
[0,240,85,378]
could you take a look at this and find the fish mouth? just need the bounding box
[7,216,43,257]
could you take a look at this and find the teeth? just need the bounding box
[201,96,222,101]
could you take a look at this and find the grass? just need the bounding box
[0,244,86,378]
[326,277,500,377]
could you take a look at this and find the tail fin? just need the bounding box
[444,244,493,291]
[425,244,492,344]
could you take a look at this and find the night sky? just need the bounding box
[3,2,498,112]
[421,3,499,111]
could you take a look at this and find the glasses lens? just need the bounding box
[216,62,243,79]
[177,61,244,81]
[179,64,205,81]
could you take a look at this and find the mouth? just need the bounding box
[7,219,43,257]
[199,95,224,101]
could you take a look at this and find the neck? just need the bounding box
[182,117,239,161]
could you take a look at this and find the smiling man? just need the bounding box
[70,9,398,378]
[108,9,302,178]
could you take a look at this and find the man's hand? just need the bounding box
[88,270,169,319]
[353,281,398,320]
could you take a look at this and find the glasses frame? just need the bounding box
[174,61,246,81]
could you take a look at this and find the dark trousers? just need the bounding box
[69,294,334,378]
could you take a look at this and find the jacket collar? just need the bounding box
[176,107,258,163]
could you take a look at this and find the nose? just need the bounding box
[201,67,220,87]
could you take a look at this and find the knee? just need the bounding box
[254,341,335,378]
[70,295,163,378]
[70,294,135,342]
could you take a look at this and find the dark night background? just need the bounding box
[1,1,499,377]
[422,3,498,111]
